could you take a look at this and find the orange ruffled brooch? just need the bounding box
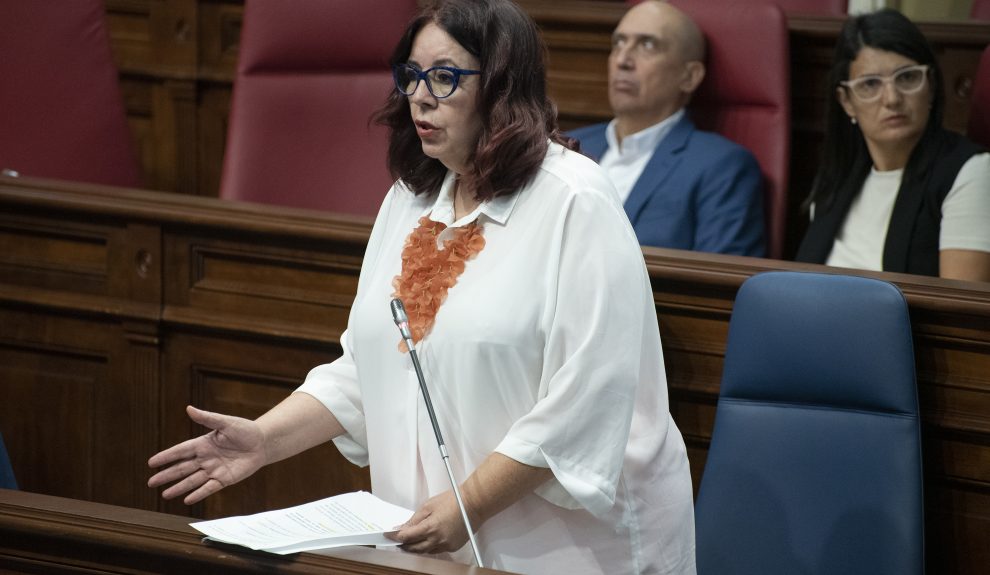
[392,216,486,351]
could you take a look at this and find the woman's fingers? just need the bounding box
[147,406,260,505]
[147,457,201,488]
[396,519,430,543]
[148,407,222,470]
[183,476,226,505]
[186,405,226,429]
[147,435,199,470]
[395,511,458,554]
[394,511,434,550]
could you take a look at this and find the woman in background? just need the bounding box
[796,9,990,282]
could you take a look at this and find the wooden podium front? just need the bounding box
[0,489,514,575]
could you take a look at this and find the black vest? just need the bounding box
[796,130,985,276]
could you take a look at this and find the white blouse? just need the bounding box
[297,143,696,575]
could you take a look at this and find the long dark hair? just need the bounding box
[374,0,576,201]
[803,9,944,213]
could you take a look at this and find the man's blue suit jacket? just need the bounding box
[569,115,766,257]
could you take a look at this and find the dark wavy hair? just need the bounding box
[803,9,944,213]
[374,0,577,201]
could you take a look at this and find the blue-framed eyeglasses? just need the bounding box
[393,64,480,99]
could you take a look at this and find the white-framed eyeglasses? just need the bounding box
[840,64,930,102]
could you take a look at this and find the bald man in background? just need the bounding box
[569,0,766,256]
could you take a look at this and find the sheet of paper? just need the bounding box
[190,491,414,555]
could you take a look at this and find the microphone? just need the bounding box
[390,298,484,568]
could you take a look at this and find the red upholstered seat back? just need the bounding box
[763,0,846,15]
[968,45,990,148]
[219,0,417,215]
[670,0,792,259]
[625,1,847,18]
[972,0,990,19]
[0,0,141,188]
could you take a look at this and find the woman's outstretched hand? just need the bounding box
[147,405,267,505]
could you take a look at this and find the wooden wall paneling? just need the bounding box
[105,0,156,69]
[3,179,990,572]
[913,19,990,134]
[157,222,371,518]
[908,298,990,573]
[520,0,623,130]
[653,282,736,494]
[785,19,836,258]
[198,0,242,77]
[197,84,234,199]
[0,211,162,314]
[108,0,203,194]
[158,78,202,194]
[0,204,163,510]
[158,330,370,519]
[162,230,362,339]
[106,0,160,190]
[0,308,108,502]
[120,77,157,190]
[197,1,241,198]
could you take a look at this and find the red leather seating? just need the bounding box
[630,0,847,16]
[972,0,990,20]
[219,0,418,215]
[670,0,792,259]
[764,0,846,15]
[0,0,141,188]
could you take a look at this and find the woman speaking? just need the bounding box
[148,1,696,573]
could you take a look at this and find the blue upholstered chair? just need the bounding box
[695,271,924,575]
[0,431,16,490]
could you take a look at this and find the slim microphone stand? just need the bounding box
[391,299,484,568]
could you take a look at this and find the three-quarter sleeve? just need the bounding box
[297,330,369,466]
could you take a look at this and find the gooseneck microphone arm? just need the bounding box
[389,298,484,568]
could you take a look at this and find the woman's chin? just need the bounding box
[420,142,444,161]
[420,146,460,172]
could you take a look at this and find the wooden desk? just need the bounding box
[1,177,988,573]
[0,489,513,574]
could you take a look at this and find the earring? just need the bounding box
[850,117,857,125]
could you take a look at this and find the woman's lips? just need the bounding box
[415,121,439,138]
